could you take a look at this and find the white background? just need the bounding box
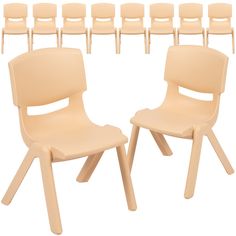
[0,0,236,235]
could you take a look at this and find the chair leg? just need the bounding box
[39,147,62,234]
[150,131,173,156]
[184,128,203,199]
[144,29,148,54]
[207,129,234,174]
[118,30,121,53]
[2,148,35,205]
[76,152,104,182]
[1,30,4,54]
[176,30,179,45]
[173,29,177,45]
[31,31,34,51]
[56,30,59,48]
[232,29,235,54]
[147,29,151,54]
[116,145,137,211]
[206,30,209,47]
[60,31,63,48]
[86,29,89,53]
[27,29,31,51]
[115,28,118,54]
[127,125,140,170]
[202,30,206,47]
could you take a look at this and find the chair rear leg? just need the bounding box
[2,148,35,205]
[56,30,59,48]
[203,30,206,47]
[31,32,34,51]
[127,125,140,170]
[76,152,104,182]
[150,131,173,156]
[207,129,234,174]
[1,30,4,54]
[86,29,89,53]
[232,29,235,54]
[39,147,62,234]
[184,128,203,199]
[144,29,148,54]
[117,145,137,211]
[206,30,209,47]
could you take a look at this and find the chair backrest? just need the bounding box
[62,3,86,18]
[164,46,228,94]
[4,3,27,18]
[179,3,203,18]
[92,3,115,18]
[33,3,57,19]
[9,48,87,107]
[150,3,174,18]
[208,3,232,18]
[121,3,144,18]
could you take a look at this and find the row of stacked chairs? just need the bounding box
[2,3,235,54]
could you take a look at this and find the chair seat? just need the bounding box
[26,108,127,161]
[150,22,174,34]
[208,25,233,34]
[61,27,86,34]
[38,125,127,161]
[179,22,203,34]
[3,27,28,34]
[33,22,57,34]
[121,22,145,34]
[131,108,208,138]
[92,21,116,34]
[131,92,215,138]
[61,21,86,34]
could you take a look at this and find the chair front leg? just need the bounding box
[76,152,104,182]
[127,125,140,170]
[184,127,203,199]
[117,145,137,211]
[1,30,4,54]
[2,147,35,205]
[27,29,31,51]
[56,29,59,48]
[232,29,235,54]
[39,146,62,234]
[207,129,234,174]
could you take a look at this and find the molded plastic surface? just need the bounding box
[2,3,30,53]
[3,48,137,234]
[128,45,233,199]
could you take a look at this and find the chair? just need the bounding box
[2,48,137,234]
[32,3,59,50]
[90,3,118,53]
[177,3,205,46]
[207,3,234,54]
[127,45,234,199]
[61,3,89,53]
[148,3,176,53]
[119,3,147,53]
[2,3,30,54]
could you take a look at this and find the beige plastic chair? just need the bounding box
[128,45,234,199]
[119,3,147,53]
[177,3,205,46]
[90,3,118,53]
[2,48,137,234]
[207,3,234,54]
[148,3,176,53]
[2,3,30,54]
[61,3,89,53]
[32,3,59,50]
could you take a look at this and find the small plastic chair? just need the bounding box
[148,3,176,53]
[177,3,205,46]
[2,3,30,54]
[207,3,234,54]
[119,3,147,53]
[128,45,234,199]
[32,3,59,50]
[90,3,117,53]
[2,48,137,234]
[61,3,89,53]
